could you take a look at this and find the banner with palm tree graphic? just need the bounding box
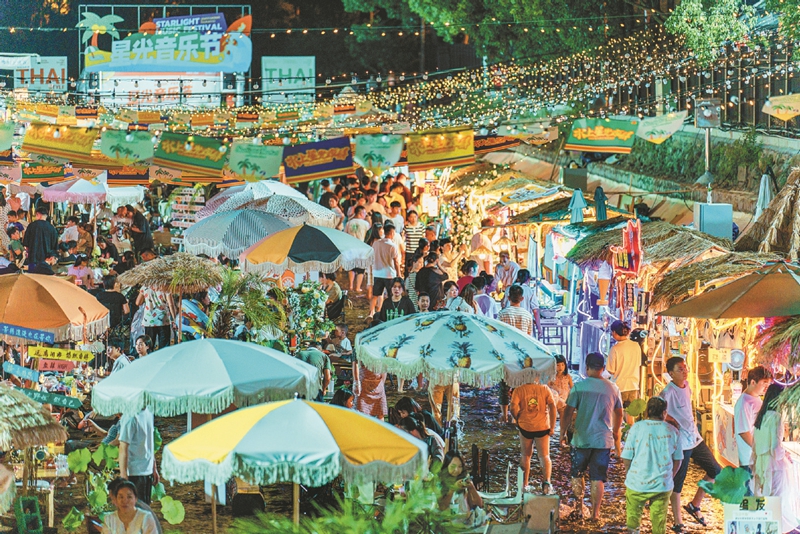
[21,124,97,161]
[100,130,154,165]
[226,140,283,182]
[635,111,687,145]
[354,135,404,175]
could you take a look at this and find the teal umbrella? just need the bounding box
[91,339,320,416]
[568,189,588,224]
[594,186,608,221]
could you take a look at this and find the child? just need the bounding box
[621,397,683,534]
[6,227,24,266]
[327,324,353,359]
[417,292,431,313]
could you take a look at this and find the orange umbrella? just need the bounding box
[0,273,109,342]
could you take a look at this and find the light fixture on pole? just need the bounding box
[694,98,721,204]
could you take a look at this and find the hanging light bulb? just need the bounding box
[53,129,61,139]
[381,134,390,143]
[282,137,291,145]
[125,133,134,142]
[218,145,227,153]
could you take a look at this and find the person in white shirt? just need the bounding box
[60,216,80,243]
[659,357,721,531]
[470,219,495,273]
[734,366,772,472]
[621,397,683,534]
[606,320,642,426]
[439,238,465,281]
[495,251,519,290]
[108,343,131,374]
[368,223,401,320]
[388,201,405,235]
[345,206,371,292]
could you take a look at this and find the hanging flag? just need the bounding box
[473,135,521,155]
[75,106,99,121]
[636,111,687,144]
[21,162,65,183]
[282,136,354,184]
[107,165,150,186]
[0,164,20,184]
[354,134,404,174]
[226,140,283,182]
[524,127,559,146]
[406,129,475,172]
[564,118,638,154]
[0,122,13,152]
[153,132,227,177]
[762,94,800,122]
[22,124,98,161]
[0,149,14,166]
[100,130,155,164]
[149,165,183,185]
[72,167,105,180]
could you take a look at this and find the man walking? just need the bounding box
[561,352,623,522]
[368,223,401,320]
[734,365,772,480]
[119,407,157,505]
[660,357,721,531]
[23,206,58,265]
[607,320,642,425]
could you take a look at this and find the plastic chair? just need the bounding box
[478,462,511,501]
[483,467,526,523]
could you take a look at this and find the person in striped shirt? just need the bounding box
[404,210,425,254]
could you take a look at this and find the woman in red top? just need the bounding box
[509,382,556,494]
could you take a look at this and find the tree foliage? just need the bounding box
[664,0,755,66]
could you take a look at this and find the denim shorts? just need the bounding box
[570,448,611,482]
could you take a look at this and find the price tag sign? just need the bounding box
[28,346,94,362]
[708,348,732,364]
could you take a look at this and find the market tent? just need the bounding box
[736,167,800,260]
[507,192,629,224]
[355,311,556,388]
[92,339,321,416]
[650,252,784,312]
[0,273,109,342]
[658,262,800,319]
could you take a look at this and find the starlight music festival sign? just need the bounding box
[154,13,226,33]
[80,12,251,73]
[564,118,639,154]
[283,137,354,184]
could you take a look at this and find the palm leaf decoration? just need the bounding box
[77,12,124,47]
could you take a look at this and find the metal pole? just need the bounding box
[420,19,426,74]
[211,484,218,534]
[705,128,712,203]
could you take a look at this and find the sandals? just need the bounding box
[670,525,684,533]
[683,503,708,526]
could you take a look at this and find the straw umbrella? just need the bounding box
[118,253,223,344]
[0,273,109,342]
[162,399,427,530]
[0,383,68,450]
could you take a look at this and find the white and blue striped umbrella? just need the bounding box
[183,209,290,258]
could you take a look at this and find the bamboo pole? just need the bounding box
[211,484,218,534]
[293,483,300,525]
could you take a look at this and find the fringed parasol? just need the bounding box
[0,383,68,450]
[183,210,290,258]
[736,167,800,260]
[0,273,110,342]
[196,181,306,220]
[118,252,223,294]
[41,173,144,205]
[238,195,337,228]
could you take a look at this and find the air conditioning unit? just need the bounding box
[694,203,733,240]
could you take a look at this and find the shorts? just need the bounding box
[351,267,365,274]
[518,427,550,439]
[571,448,611,482]
[621,390,638,408]
[673,441,721,494]
[371,277,391,298]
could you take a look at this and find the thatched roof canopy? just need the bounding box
[736,167,800,260]
[566,221,731,268]
[118,252,223,294]
[650,252,783,311]
[562,216,631,236]
[0,384,68,449]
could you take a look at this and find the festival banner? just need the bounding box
[81,13,252,73]
[353,134,404,174]
[282,136,354,184]
[0,149,14,166]
[524,127,559,146]
[2,362,41,383]
[473,135,521,155]
[0,323,55,343]
[21,163,66,183]
[16,387,83,409]
[0,122,14,152]
[149,165,183,185]
[22,124,98,161]
[72,167,105,181]
[37,359,76,372]
[762,94,800,122]
[107,165,150,186]
[153,132,227,177]
[564,118,638,154]
[75,106,99,121]
[154,13,227,33]
[226,140,283,182]
[28,345,94,362]
[100,130,154,164]
[636,111,687,144]
[406,129,475,172]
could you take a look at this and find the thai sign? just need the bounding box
[261,56,316,103]
[283,137,354,183]
[29,346,95,362]
[80,12,252,73]
[14,56,68,93]
[564,118,638,154]
[406,130,475,172]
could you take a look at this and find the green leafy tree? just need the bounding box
[664,0,755,66]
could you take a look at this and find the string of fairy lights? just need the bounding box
[3,25,799,139]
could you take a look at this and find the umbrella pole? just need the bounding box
[211,484,218,534]
[293,483,300,525]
